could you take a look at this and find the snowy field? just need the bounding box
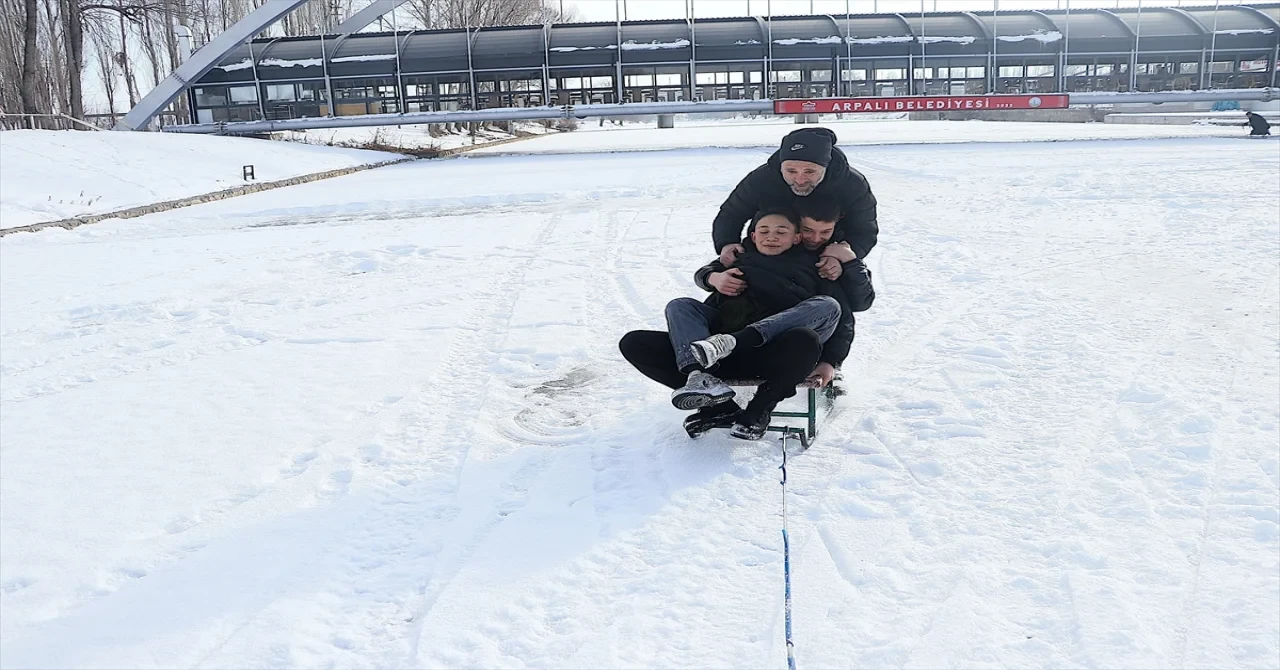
[1,127,1278,668]
[0,130,404,230]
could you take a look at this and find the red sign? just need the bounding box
[773,94,1070,114]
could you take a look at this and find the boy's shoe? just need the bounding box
[682,400,741,438]
[690,334,738,369]
[729,397,779,441]
[671,370,735,410]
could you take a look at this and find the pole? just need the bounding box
[1207,0,1221,89]
[780,436,798,670]
[992,0,999,93]
[1131,0,1141,91]
[1061,0,1070,93]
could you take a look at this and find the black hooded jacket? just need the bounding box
[1246,112,1272,134]
[712,128,879,260]
[693,247,875,367]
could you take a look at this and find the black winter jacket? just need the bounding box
[1246,112,1272,134]
[712,128,879,260]
[693,248,875,367]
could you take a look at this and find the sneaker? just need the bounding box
[729,397,779,441]
[690,334,737,369]
[671,370,735,410]
[683,400,740,438]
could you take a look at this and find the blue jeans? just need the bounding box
[664,296,841,372]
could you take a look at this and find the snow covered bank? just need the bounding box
[0,131,405,230]
[1,136,1277,668]
[472,118,1242,156]
[276,120,555,153]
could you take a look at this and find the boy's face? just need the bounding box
[751,214,799,255]
[799,217,837,251]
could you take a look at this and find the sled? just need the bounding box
[721,379,839,449]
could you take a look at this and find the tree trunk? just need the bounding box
[20,0,39,114]
[117,5,135,107]
[63,0,83,119]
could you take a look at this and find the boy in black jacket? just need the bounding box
[620,209,875,440]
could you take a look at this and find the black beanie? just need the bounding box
[779,128,837,167]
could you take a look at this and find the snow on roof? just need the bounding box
[217,59,254,72]
[260,57,324,68]
[620,39,690,50]
[734,39,762,45]
[331,54,397,63]
[997,30,1063,43]
[549,45,617,52]
[1214,28,1275,35]
[773,36,843,46]
[918,35,977,44]
[848,35,914,45]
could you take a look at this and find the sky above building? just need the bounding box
[564,0,1253,22]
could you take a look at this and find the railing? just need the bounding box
[0,113,104,131]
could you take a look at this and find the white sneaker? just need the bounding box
[690,334,738,369]
[671,370,736,410]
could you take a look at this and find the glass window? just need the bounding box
[934,67,950,79]
[696,72,716,85]
[1095,64,1114,76]
[715,72,729,84]
[1065,64,1089,77]
[1027,65,1054,77]
[627,74,654,87]
[1179,62,1199,74]
[590,76,613,88]
[657,73,682,86]
[1210,61,1233,73]
[912,68,933,80]
[477,81,496,93]
[377,84,397,98]
[728,71,744,84]
[1240,59,1268,73]
[772,70,802,83]
[811,69,832,82]
[194,87,227,106]
[998,65,1024,78]
[841,69,867,81]
[562,77,582,89]
[228,85,258,103]
[966,66,985,79]
[265,84,295,101]
[875,68,905,80]
[438,82,466,95]
[749,71,762,83]
[298,81,327,101]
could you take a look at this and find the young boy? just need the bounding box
[663,209,872,439]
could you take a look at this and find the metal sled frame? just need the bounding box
[723,380,838,449]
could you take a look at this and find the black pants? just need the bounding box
[619,328,823,404]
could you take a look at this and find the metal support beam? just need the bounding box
[162,89,1276,135]
[114,0,311,130]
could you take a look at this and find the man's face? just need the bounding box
[799,217,836,251]
[751,215,799,255]
[781,160,827,196]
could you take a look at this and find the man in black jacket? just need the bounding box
[713,127,878,267]
[1245,111,1272,137]
[620,209,875,440]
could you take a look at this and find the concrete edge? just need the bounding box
[0,131,542,238]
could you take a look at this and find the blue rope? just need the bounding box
[780,435,797,670]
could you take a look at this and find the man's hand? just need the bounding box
[709,268,747,296]
[806,362,837,387]
[816,256,843,280]
[719,243,745,266]
[821,241,856,263]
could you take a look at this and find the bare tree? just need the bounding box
[21,0,40,113]
[405,0,575,30]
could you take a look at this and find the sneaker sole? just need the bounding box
[729,426,766,441]
[672,388,735,411]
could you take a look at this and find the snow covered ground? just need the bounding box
[1,126,1278,668]
[473,117,1246,155]
[276,120,555,153]
[0,130,404,230]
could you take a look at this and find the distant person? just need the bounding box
[713,127,878,268]
[1244,111,1272,137]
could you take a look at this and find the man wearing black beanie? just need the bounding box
[712,127,878,272]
